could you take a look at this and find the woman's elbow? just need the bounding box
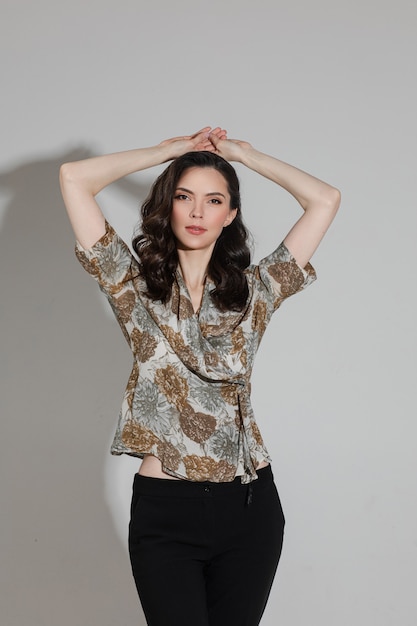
[327,186,341,213]
[59,161,79,187]
[306,186,341,216]
[316,186,341,217]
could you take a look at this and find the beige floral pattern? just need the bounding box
[154,364,189,410]
[113,290,136,324]
[125,361,139,410]
[220,383,238,406]
[250,420,265,447]
[183,455,236,482]
[157,440,182,471]
[267,261,305,298]
[179,404,217,443]
[121,420,160,449]
[231,327,247,369]
[131,328,157,362]
[251,300,268,336]
[160,324,199,370]
[75,252,100,279]
[171,287,194,320]
[75,221,316,484]
[203,350,220,369]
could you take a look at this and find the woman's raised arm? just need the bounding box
[208,135,341,268]
[59,127,223,249]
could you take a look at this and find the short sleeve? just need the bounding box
[75,221,139,297]
[257,241,317,310]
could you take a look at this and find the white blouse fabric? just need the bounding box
[75,221,316,484]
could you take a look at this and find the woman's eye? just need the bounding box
[175,194,188,200]
[209,198,221,204]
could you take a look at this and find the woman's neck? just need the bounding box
[176,248,211,291]
[177,249,211,313]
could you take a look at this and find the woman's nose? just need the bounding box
[190,203,203,218]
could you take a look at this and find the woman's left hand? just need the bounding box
[158,127,228,160]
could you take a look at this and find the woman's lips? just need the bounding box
[185,226,207,235]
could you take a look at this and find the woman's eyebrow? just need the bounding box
[176,187,226,199]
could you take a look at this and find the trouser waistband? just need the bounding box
[133,464,273,499]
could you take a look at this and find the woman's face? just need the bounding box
[170,167,237,252]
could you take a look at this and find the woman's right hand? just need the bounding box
[158,127,228,161]
[207,133,253,163]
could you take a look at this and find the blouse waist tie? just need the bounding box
[235,382,259,487]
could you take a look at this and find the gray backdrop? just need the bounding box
[1,1,416,624]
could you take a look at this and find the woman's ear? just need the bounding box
[223,208,238,227]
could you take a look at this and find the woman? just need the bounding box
[60,127,340,625]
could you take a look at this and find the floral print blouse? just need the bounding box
[75,221,316,484]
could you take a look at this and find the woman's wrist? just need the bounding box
[158,143,187,163]
[238,146,263,169]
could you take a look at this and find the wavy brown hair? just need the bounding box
[132,151,251,311]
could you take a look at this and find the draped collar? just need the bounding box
[135,271,250,384]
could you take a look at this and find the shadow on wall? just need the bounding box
[0,150,148,626]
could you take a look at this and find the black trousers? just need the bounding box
[128,465,285,626]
